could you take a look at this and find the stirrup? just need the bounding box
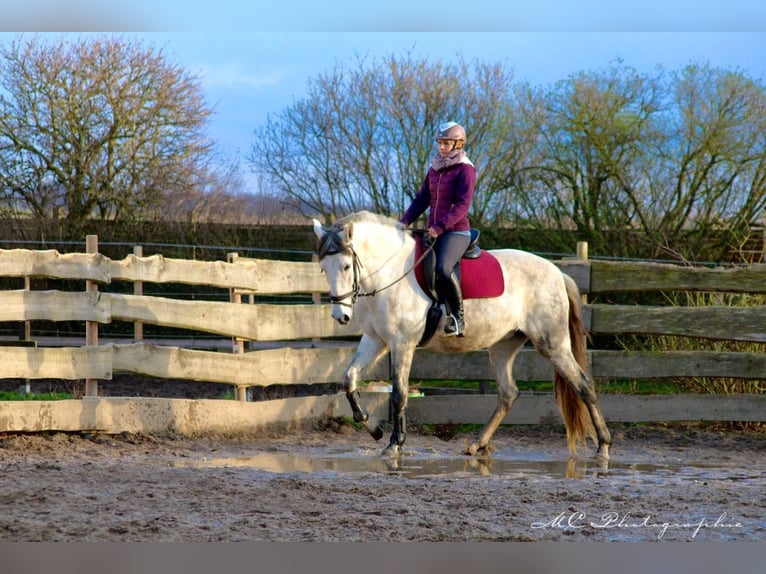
[443,314,464,337]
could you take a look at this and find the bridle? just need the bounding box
[317,227,435,308]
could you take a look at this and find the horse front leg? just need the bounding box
[344,333,388,440]
[465,337,524,456]
[382,342,417,458]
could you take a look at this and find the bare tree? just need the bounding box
[654,64,766,261]
[248,51,516,225]
[507,61,766,261]
[248,52,766,262]
[508,61,665,255]
[0,34,217,240]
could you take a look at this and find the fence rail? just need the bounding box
[1,239,764,431]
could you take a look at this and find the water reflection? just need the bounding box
[175,448,664,480]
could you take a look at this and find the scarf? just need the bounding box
[431,149,473,172]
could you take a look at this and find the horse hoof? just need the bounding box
[365,420,384,441]
[382,443,401,458]
[464,441,493,457]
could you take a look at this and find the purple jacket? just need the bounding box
[401,160,476,235]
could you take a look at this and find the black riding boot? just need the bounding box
[442,272,465,337]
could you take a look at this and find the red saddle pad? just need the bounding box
[414,241,505,299]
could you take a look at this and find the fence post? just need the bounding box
[20,276,32,394]
[227,252,247,402]
[22,276,32,342]
[576,241,588,304]
[133,245,143,341]
[85,235,99,397]
[227,252,245,354]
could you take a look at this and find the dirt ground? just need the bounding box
[0,420,763,542]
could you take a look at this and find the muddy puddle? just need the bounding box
[172,447,763,482]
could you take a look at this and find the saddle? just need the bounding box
[412,230,505,346]
[413,229,504,302]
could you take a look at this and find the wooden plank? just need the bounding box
[0,249,328,292]
[5,247,766,296]
[554,260,591,293]
[409,349,766,383]
[598,394,766,422]
[111,343,387,387]
[111,254,257,289]
[589,260,766,294]
[590,350,766,380]
[229,257,328,293]
[0,394,392,434]
[108,295,362,340]
[103,346,766,387]
[0,346,113,379]
[109,294,250,337]
[0,393,758,435]
[409,349,554,382]
[0,249,111,282]
[589,305,766,342]
[112,255,327,293]
[253,304,363,340]
[405,394,766,425]
[410,350,494,380]
[0,290,354,345]
[0,290,111,323]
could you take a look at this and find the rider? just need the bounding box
[400,121,476,337]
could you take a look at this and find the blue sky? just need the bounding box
[134,31,766,163]
[2,2,766,177]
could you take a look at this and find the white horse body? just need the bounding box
[341,216,569,351]
[313,211,611,459]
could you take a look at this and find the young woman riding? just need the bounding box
[400,121,476,337]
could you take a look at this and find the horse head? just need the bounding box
[313,219,358,325]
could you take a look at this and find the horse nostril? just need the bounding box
[340,315,350,325]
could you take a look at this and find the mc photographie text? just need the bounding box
[531,511,744,540]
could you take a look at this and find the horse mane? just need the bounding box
[335,210,403,230]
[317,210,406,260]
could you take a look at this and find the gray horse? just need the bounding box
[313,211,611,460]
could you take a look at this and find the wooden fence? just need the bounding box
[0,236,764,433]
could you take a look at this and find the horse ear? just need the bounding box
[312,219,326,240]
[346,222,354,241]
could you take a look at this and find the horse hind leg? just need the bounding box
[558,273,612,459]
[465,336,525,456]
[545,347,611,460]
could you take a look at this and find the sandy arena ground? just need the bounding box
[0,422,763,542]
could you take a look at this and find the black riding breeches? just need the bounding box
[434,232,470,281]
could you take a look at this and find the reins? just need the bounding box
[355,232,434,298]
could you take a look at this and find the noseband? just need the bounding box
[316,225,434,308]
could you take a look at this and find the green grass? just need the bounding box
[0,391,73,401]
[595,380,680,395]
[616,291,766,395]
[413,379,680,394]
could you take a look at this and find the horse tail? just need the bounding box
[555,274,598,457]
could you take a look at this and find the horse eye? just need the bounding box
[343,264,351,271]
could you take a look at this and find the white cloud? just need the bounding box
[199,62,284,91]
